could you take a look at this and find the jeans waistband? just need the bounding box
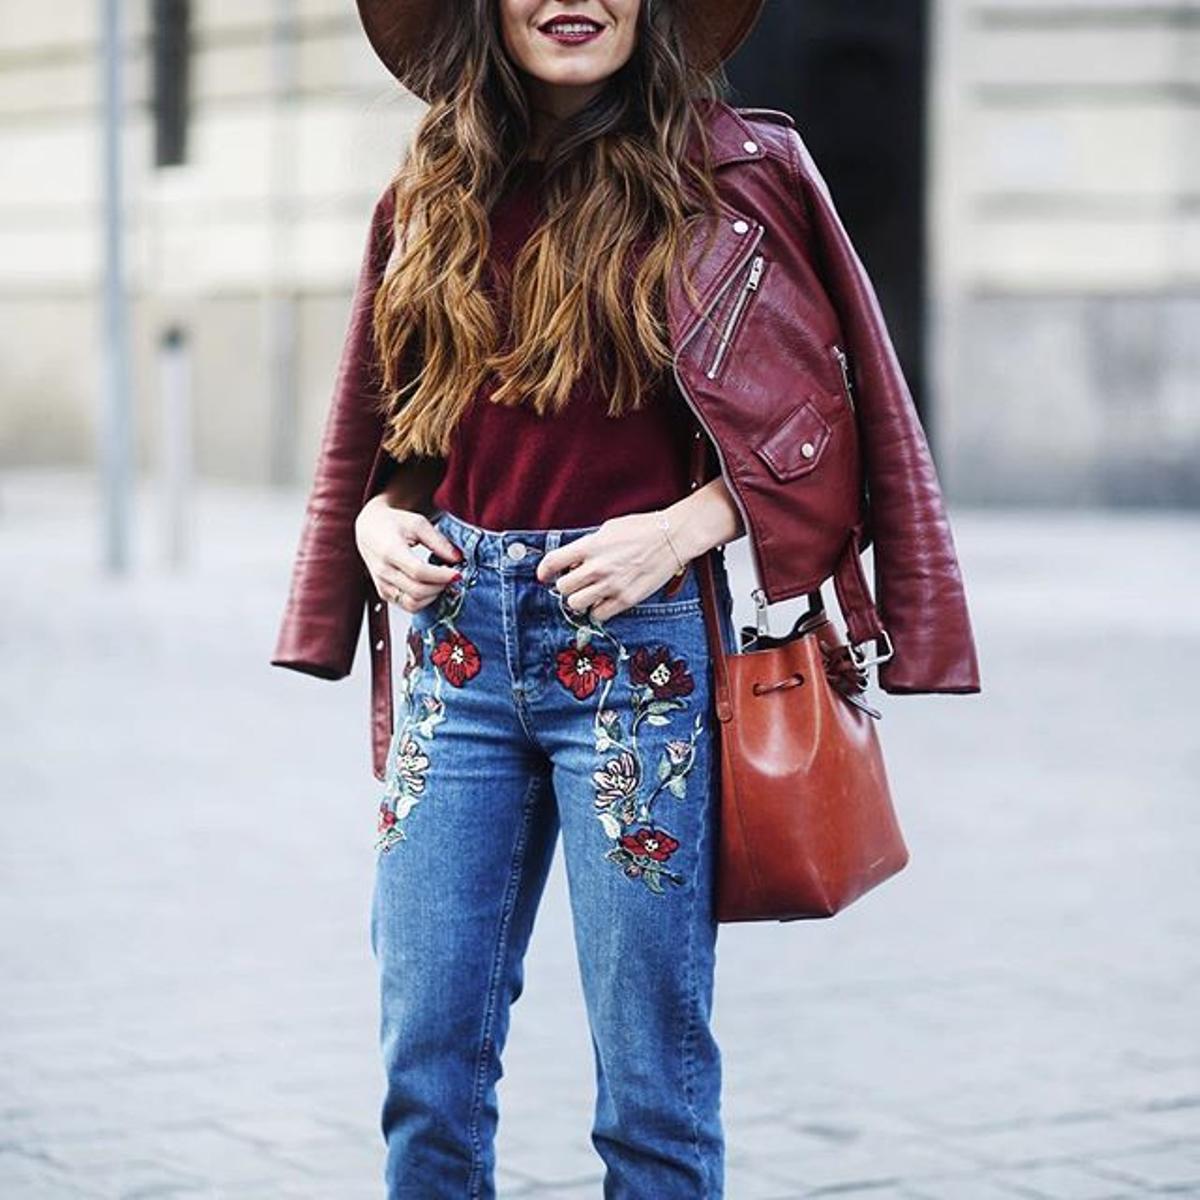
[432,508,605,574]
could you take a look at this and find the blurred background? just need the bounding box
[2,2,1197,1198]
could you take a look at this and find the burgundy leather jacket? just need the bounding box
[271,99,981,781]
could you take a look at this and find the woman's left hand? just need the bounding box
[536,509,693,623]
[536,480,743,622]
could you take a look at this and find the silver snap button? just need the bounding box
[732,219,750,235]
[743,140,759,153]
[800,441,816,459]
[375,639,385,650]
[507,541,527,560]
[373,601,382,612]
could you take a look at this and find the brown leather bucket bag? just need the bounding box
[686,429,910,922]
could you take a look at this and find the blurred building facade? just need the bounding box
[930,0,1199,505]
[0,0,420,486]
[0,0,1196,503]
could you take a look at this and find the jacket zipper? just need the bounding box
[832,343,855,413]
[832,342,871,513]
[673,225,767,595]
[705,253,764,380]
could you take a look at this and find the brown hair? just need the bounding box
[371,0,730,461]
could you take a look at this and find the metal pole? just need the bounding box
[266,0,299,486]
[100,0,134,573]
[158,326,191,569]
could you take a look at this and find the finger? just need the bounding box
[549,561,597,602]
[537,536,591,584]
[560,579,613,616]
[379,543,461,588]
[396,554,463,588]
[376,565,444,608]
[588,599,620,623]
[409,513,465,565]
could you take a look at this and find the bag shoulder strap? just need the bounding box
[687,419,887,711]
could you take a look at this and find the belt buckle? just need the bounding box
[848,628,894,669]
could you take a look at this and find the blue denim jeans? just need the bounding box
[369,507,738,1199]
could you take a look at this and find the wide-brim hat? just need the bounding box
[355,1,766,101]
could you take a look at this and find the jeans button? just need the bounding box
[506,541,527,560]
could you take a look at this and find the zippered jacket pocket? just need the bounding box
[705,253,766,380]
[831,343,855,414]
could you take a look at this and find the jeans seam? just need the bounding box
[465,771,541,1199]
[497,567,547,752]
[686,653,723,1197]
[679,764,710,1198]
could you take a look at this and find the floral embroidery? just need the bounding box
[630,646,695,700]
[555,643,617,700]
[620,826,679,862]
[406,627,424,670]
[376,569,479,852]
[390,733,431,803]
[593,749,638,814]
[432,629,482,687]
[554,590,704,895]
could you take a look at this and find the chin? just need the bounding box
[545,67,611,87]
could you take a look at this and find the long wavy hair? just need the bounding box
[372,0,730,461]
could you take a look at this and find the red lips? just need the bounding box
[539,15,603,33]
[538,14,605,42]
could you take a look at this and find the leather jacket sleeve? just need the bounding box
[785,129,981,694]
[270,180,397,680]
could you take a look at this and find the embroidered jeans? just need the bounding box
[369,507,739,1199]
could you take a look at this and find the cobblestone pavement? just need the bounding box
[2,469,1198,1199]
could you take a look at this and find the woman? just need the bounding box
[272,1,981,1195]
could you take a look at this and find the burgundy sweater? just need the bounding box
[429,157,694,531]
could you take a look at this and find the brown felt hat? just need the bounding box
[354,1,766,100]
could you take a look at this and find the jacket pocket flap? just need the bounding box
[754,397,832,482]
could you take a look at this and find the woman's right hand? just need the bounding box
[354,495,465,614]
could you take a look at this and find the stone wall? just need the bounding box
[931,0,1200,504]
[0,0,420,483]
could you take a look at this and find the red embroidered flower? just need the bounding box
[431,631,482,686]
[620,826,679,862]
[555,643,616,700]
[406,627,424,668]
[630,646,694,700]
[377,802,397,833]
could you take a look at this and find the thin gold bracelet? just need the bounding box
[656,510,687,574]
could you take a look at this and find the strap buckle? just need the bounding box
[751,587,770,637]
[848,628,894,669]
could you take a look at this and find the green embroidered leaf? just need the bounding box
[667,774,687,798]
[644,870,665,895]
[657,757,672,781]
[604,845,630,867]
[646,714,670,726]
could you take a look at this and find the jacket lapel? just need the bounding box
[670,102,767,350]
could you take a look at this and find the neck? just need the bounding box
[524,78,604,159]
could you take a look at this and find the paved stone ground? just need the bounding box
[2,468,1198,1199]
